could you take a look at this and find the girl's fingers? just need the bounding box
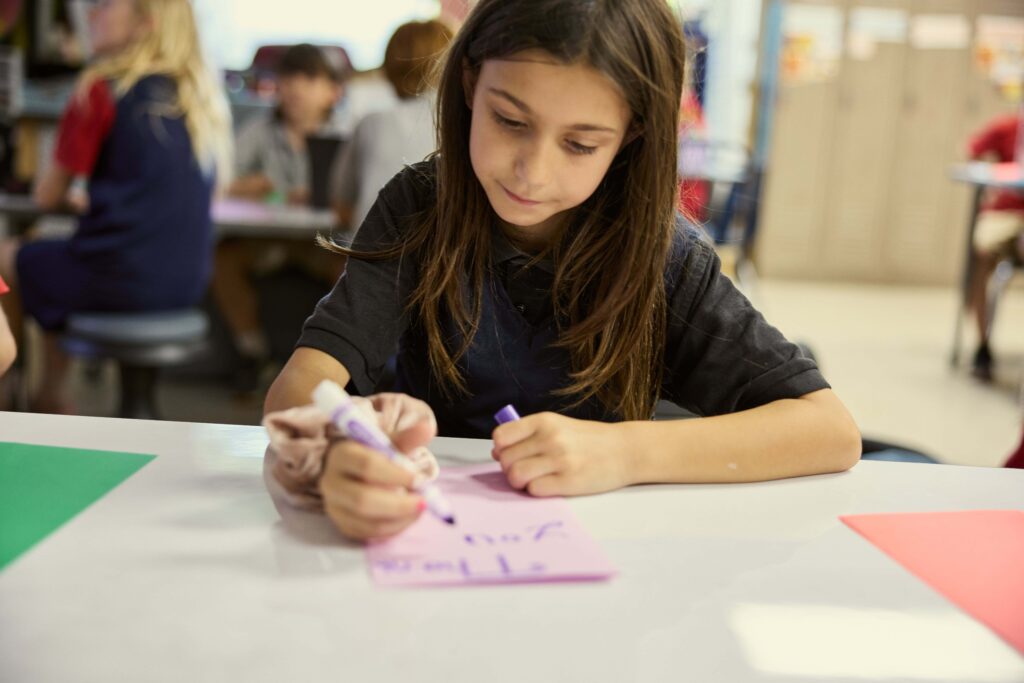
[327,441,416,488]
[522,473,565,498]
[325,502,423,541]
[493,433,546,469]
[492,416,539,451]
[504,452,561,490]
[321,474,424,521]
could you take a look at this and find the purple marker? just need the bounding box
[312,380,455,525]
[494,404,521,425]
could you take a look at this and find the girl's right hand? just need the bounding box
[318,393,438,541]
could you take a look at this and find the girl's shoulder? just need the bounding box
[666,215,715,281]
[348,158,438,249]
[375,156,438,214]
[118,74,178,105]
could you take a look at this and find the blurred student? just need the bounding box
[0,0,230,413]
[330,20,453,233]
[0,275,15,377]
[965,111,1024,381]
[230,43,345,204]
[214,44,347,390]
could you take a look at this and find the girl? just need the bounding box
[264,0,861,541]
[0,0,231,412]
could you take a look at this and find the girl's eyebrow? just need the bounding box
[486,87,619,134]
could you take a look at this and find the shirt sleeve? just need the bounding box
[661,234,829,416]
[967,116,1015,161]
[233,117,268,177]
[329,122,361,207]
[296,164,431,395]
[968,123,998,160]
[54,79,116,176]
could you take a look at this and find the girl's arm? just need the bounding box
[264,347,351,415]
[491,388,861,496]
[33,164,74,210]
[228,174,275,201]
[629,388,860,483]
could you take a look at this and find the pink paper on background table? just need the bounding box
[841,510,1024,655]
[366,463,616,587]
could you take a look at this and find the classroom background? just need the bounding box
[0,0,1022,468]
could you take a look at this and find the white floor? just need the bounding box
[46,278,1024,469]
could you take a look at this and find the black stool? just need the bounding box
[62,309,209,419]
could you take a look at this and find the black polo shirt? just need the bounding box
[298,160,828,437]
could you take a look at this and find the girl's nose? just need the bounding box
[514,139,552,191]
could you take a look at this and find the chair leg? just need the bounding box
[118,364,160,420]
[984,258,1015,339]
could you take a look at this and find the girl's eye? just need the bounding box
[566,140,597,156]
[492,111,525,130]
[491,110,596,155]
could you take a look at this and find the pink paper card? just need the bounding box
[366,463,617,587]
[841,510,1024,655]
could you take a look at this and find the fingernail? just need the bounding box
[416,499,427,512]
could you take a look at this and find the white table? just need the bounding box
[1,411,1022,683]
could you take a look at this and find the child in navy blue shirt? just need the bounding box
[0,0,230,413]
[264,0,861,541]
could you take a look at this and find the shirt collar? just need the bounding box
[490,222,556,274]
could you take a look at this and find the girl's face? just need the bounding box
[89,0,149,57]
[466,50,632,247]
[277,73,341,128]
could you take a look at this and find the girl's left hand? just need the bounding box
[491,413,636,496]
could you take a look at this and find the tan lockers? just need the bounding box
[757,0,1023,284]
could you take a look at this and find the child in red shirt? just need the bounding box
[965,112,1024,381]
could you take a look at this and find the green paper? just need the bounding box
[0,442,155,571]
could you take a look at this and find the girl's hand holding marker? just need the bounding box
[312,383,450,540]
[492,405,638,497]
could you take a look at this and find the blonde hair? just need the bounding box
[79,0,232,185]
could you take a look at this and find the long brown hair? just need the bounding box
[330,0,686,420]
[384,20,454,99]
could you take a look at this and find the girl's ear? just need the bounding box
[462,59,478,110]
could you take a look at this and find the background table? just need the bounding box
[0,193,338,241]
[212,198,338,240]
[0,411,1022,682]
